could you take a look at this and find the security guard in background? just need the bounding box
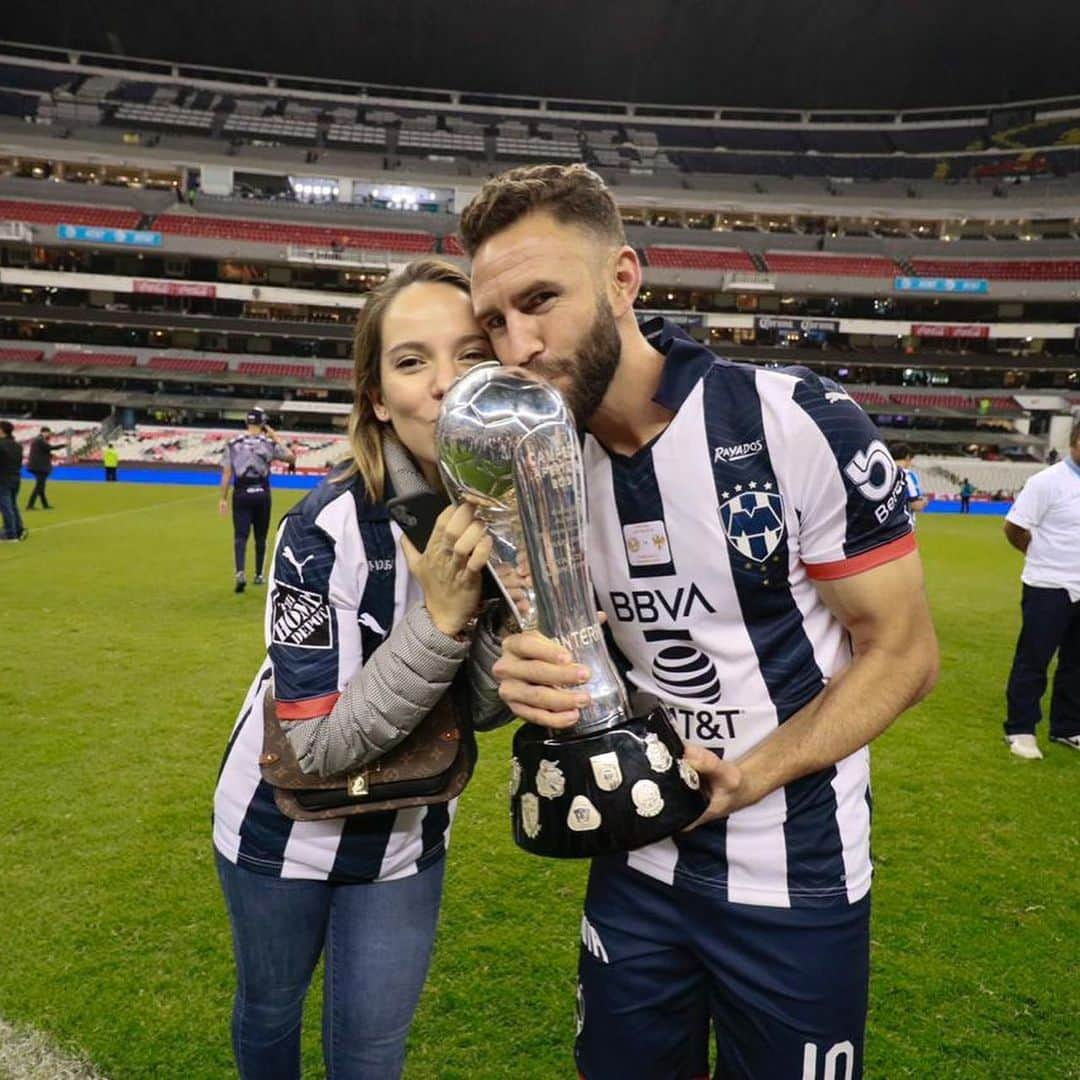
[219,408,296,593]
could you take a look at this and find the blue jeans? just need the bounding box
[0,481,22,539]
[215,849,446,1080]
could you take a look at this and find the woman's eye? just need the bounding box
[395,355,422,369]
[460,350,491,365]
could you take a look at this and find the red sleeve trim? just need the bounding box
[804,531,916,581]
[275,691,341,721]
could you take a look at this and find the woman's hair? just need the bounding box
[339,257,472,500]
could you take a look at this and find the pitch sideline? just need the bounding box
[0,1017,107,1080]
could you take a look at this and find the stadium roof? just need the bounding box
[7,0,1080,112]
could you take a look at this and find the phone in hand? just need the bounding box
[387,491,502,601]
[387,492,451,551]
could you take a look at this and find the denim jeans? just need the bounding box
[0,481,22,539]
[215,849,446,1080]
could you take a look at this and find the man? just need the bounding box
[1002,419,1080,759]
[102,442,120,482]
[891,442,927,518]
[25,425,65,510]
[461,164,939,1080]
[0,420,27,541]
[219,408,295,593]
[959,477,975,513]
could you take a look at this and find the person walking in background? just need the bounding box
[102,443,119,482]
[892,442,928,518]
[1002,419,1080,759]
[25,425,65,510]
[0,420,27,541]
[219,409,295,593]
[960,477,975,513]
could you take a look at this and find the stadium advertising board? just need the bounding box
[911,323,990,339]
[754,316,839,333]
[58,225,163,247]
[133,279,217,298]
[894,276,989,294]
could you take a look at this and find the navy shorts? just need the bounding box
[575,859,870,1080]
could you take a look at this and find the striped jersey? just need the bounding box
[212,471,456,883]
[223,433,290,486]
[584,319,915,909]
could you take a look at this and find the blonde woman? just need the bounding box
[213,259,505,1079]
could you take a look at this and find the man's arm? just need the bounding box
[219,461,232,515]
[1003,520,1031,554]
[265,425,296,465]
[684,549,938,824]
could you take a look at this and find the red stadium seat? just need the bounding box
[909,258,1080,281]
[644,246,755,271]
[848,389,890,406]
[890,392,974,411]
[49,351,136,367]
[154,213,435,253]
[236,361,317,378]
[762,252,899,276]
[326,366,354,380]
[0,199,141,230]
[0,347,44,363]
[147,356,230,374]
[441,234,466,256]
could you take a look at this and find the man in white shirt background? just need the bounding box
[892,442,928,519]
[1002,419,1080,759]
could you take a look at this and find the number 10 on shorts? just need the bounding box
[802,1040,855,1080]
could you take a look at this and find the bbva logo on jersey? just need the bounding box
[719,490,786,562]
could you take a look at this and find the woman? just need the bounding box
[213,259,506,1079]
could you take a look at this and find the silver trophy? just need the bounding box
[436,364,706,858]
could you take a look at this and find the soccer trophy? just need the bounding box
[436,364,707,858]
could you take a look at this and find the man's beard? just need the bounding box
[533,295,621,427]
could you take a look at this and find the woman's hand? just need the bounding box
[492,630,593,729]
[401,502,492,637]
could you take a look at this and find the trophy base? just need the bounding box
[509,708,708,859]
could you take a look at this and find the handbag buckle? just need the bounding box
[348,771,369,797]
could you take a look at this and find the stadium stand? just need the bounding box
[908,258,1080,281]
[49,351,137,367]
[146,356,230,375]
[235,361,317,379]
[0,199,142,229]
[762,252,899,276]
[0,347,45,364]
[153,212,435,253]
[645,246,756,271]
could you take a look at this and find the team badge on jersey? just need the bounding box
[719,489,786,562]
[509,756,522,797]
[270,582,334,649]
[622,520,672,568]
[678,759,701,790]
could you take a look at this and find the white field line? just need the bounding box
[27,492,211,533]
[0,1017,107,1080]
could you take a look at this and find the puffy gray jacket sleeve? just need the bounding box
[469,604,513,732]
[284,603,469,775]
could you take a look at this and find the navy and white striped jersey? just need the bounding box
[584,319,915,909]
[213,471,456,883]
[223,433,290,486]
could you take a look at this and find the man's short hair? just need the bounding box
[458,163,625,257]
[0,420,12,436]
[41,425,51,434]
[890,442,912,461]
[1070,418,1080,446]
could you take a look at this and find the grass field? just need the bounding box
[0,481,1077,1079]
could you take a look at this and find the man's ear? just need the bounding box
[609,244,642,318]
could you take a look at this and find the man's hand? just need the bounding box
[493,630,592,728]
[218,497,229,516]
[681,744,749,829]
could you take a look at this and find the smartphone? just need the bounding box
[387,491,502,601]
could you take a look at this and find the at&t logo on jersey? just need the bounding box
[651,641,722,704]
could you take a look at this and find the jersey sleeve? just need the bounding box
[266,510,362,721]
[786,374,915,580]
[1005,473,1044,530]
[272,441,292,462]
[220,443,232,470]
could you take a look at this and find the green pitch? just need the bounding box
[0,484,1075,1079]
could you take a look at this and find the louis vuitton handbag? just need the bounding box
[258,682,477,821]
